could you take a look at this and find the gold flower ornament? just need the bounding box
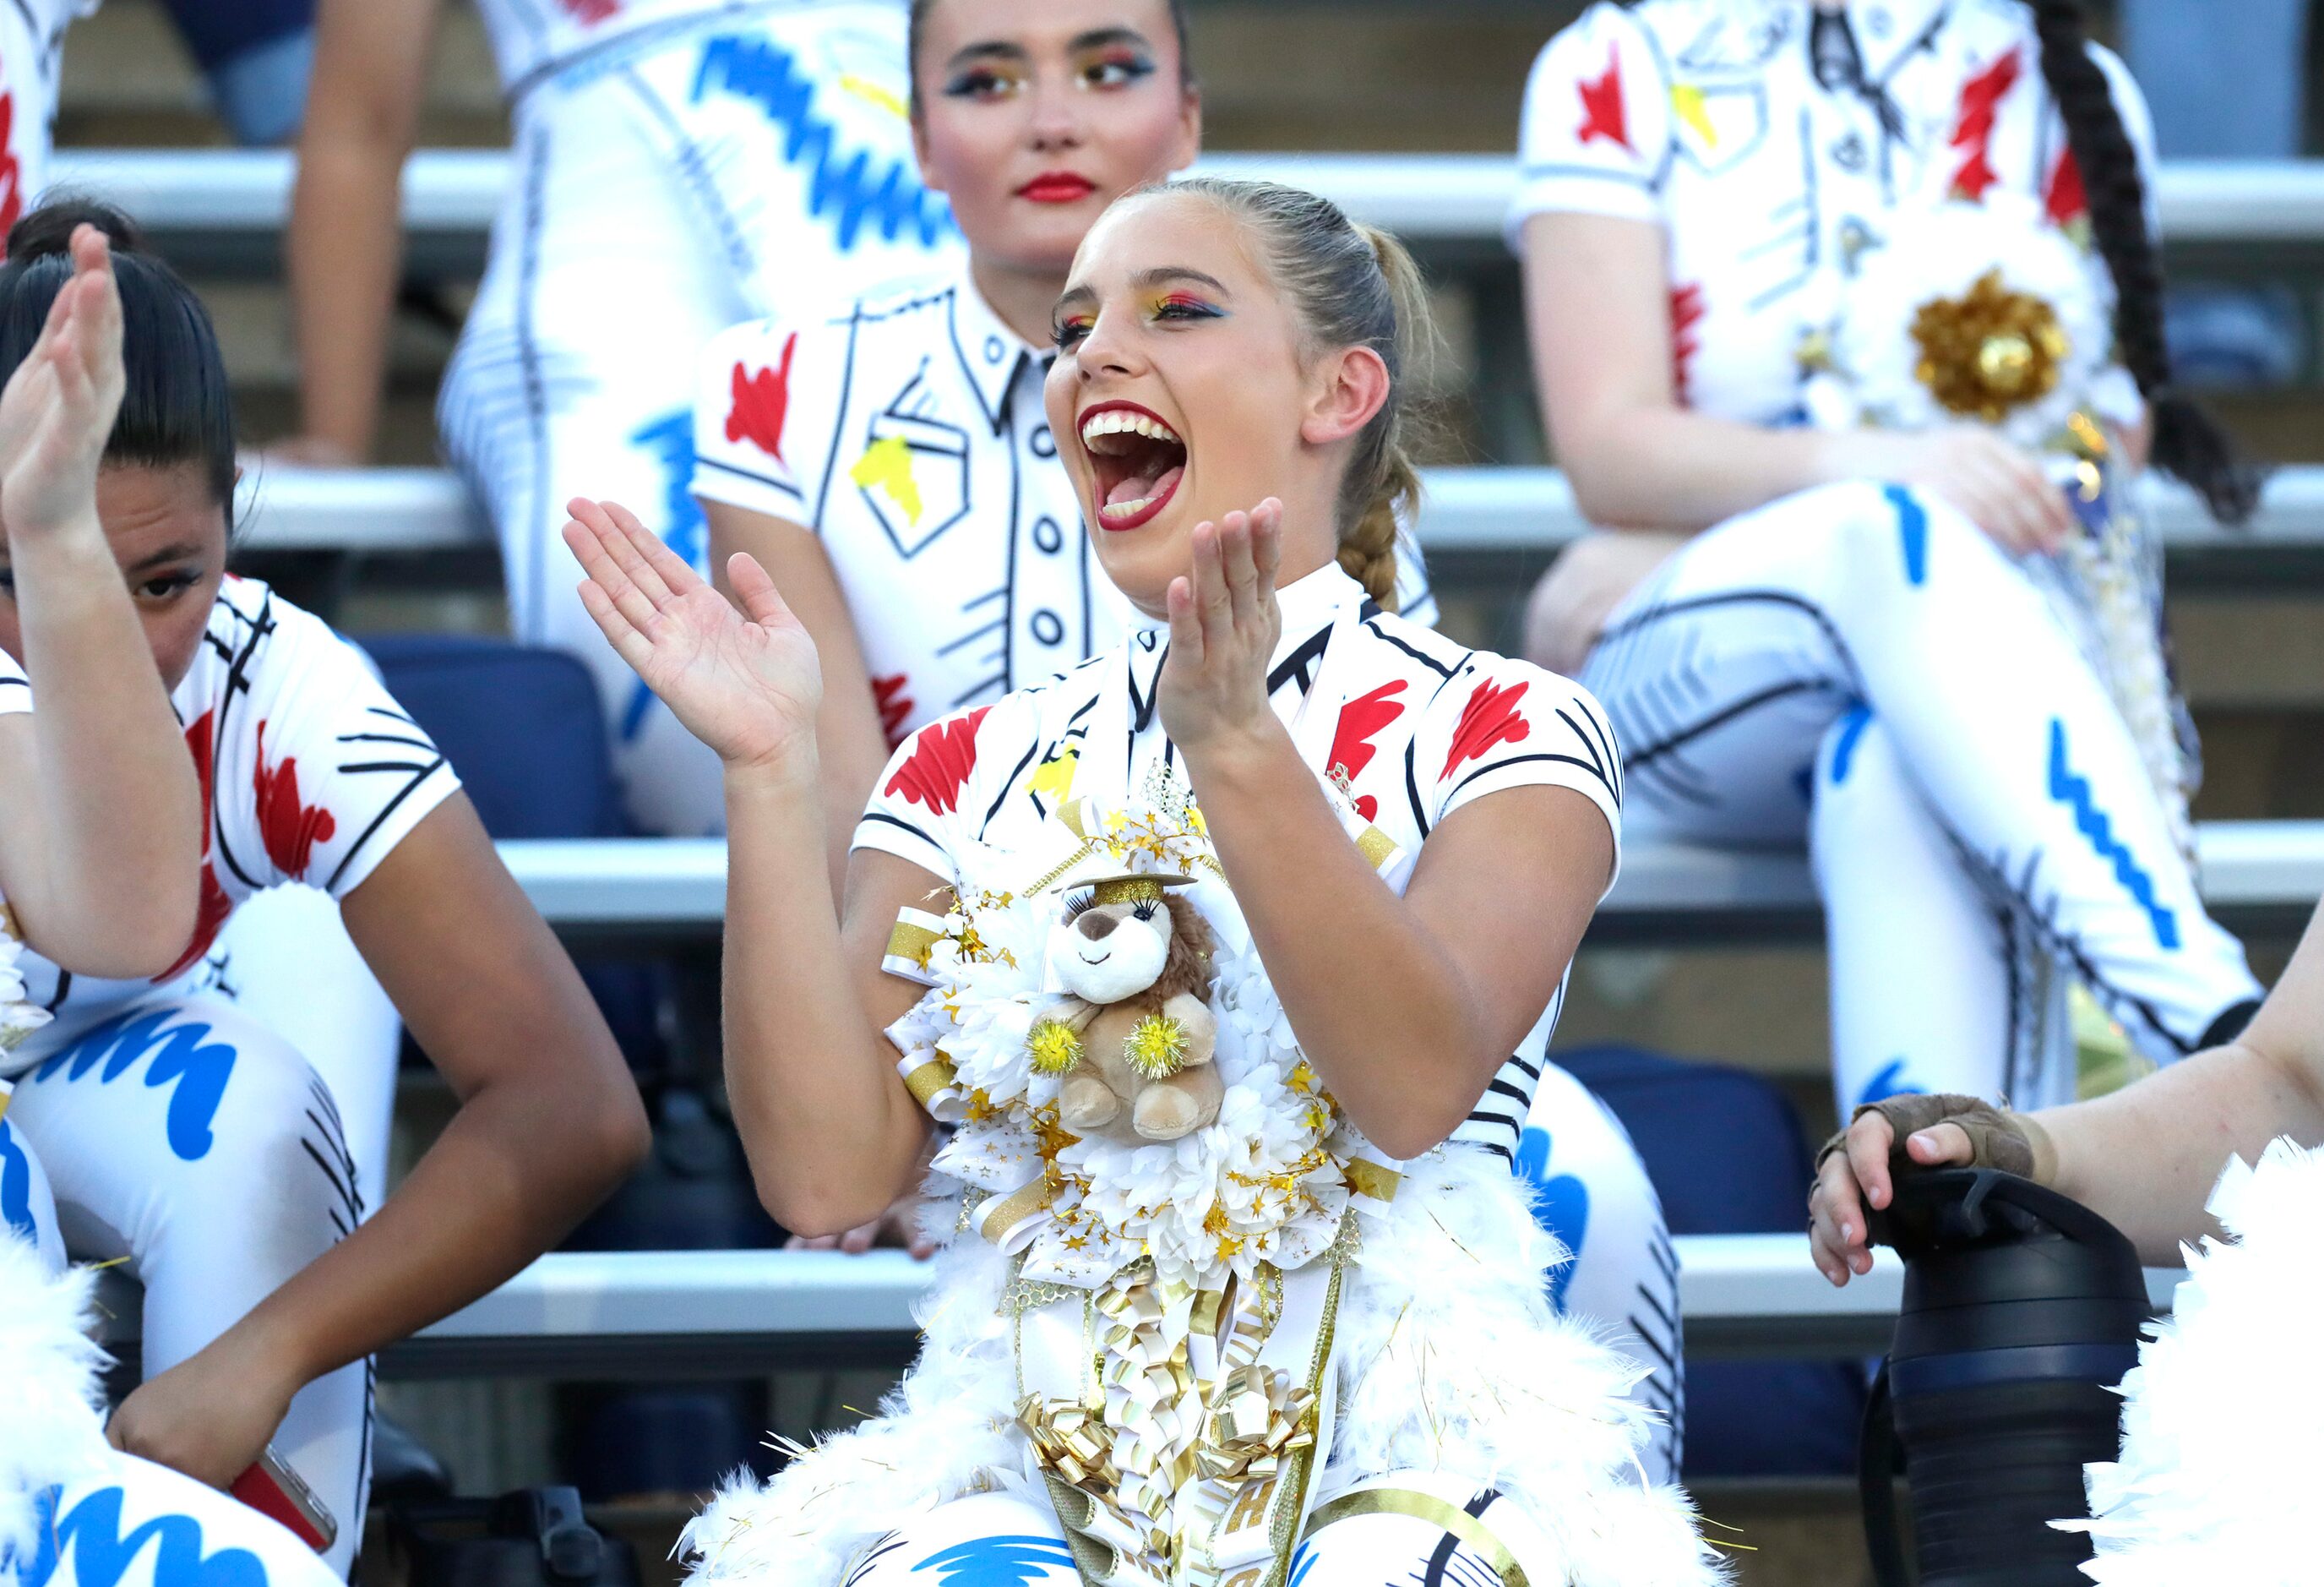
[1910,268,2072,423]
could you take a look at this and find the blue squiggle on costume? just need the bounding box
[2,1119,37,1241]
[1884,483,1928,586]
[1514,1126,1591,1312]
[909,1535,1077,1587]
[1856,1058,1925,1110]
[2045,717,2180,950]
[1287,1539,1319,1587]
[1826,706,1874,785]
[619,409,708,742]
[15,1486,269,1587]
[691,35,955,252]
[32,1010,239,1162]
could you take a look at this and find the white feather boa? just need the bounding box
[682,1148,1725,1586]
[2061,1137,2324,1583]
[0,1230,112,1581]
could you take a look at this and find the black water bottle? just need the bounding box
[1860,1168,2149,1586]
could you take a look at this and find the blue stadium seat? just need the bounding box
[361,634,626,840]
[360,635,662,1072]
[1556,1044,1865,1479]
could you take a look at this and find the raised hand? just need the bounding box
[563,498,823,772]
[1157,499,1285,754]
[0,225,127,545]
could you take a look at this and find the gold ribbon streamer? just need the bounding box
[885,919,943,966]
[1342,1158,1401,1204]
[978,1179,1056,1246]
[1299,1490,1531,1587]
[901,1056,958,1110]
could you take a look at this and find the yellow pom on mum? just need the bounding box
[1123,1014,1189,1080]
[1027,1018,1085,1076]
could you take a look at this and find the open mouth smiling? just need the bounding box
[1078,401,1187,532]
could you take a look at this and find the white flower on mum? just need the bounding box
[1803,193,2118,451]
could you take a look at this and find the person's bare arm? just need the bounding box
[569,498,935,1233]
[705,499,890,892]
[1522,210,2071,553]
[1814,898,2324,1273]
[1167,506,1613,1159]
[0,228,199,973]
[280,0,443,462]
[107,794,650,1484]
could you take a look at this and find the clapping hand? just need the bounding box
[563,498,823,774]
[1157,499,1286,755]
[0,224,127,546]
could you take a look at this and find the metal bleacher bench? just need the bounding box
[52,149,2324,253]
[85,1233,2185,1378]
[233,462,2324,581]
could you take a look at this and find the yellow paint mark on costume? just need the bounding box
[1029,744,1080,804]
[1671,84,1717,147]
[838,73,910,119]
[851,436,924,524]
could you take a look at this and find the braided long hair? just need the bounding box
[2025,0,2262,523]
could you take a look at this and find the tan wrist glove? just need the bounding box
[1815,1092,2055,1184]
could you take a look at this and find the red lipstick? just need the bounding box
[1017,171,1097,205]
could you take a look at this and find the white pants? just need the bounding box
[1581,482,2261,1115]
[842,1479,1557,1587]
[1516,1066,1684,1484]
[8,1460,346,1587]
[3,999,372,1578]
[439,1,958,837]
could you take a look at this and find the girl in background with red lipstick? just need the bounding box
[689,0,1206,894]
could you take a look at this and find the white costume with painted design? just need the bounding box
[0,1230,348,1587]
[680,565,1717,1587]
[440,0,958,837]
[0,578,462,1576]
[0,0,91,254]
[692,264,1436,751]
[1513,0,2258,1112]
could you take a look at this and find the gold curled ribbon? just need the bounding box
[901,1055,958,1110]
[1300,1490,1530,1587]
[1342,1157,1401,1204]
[1196,1364,1314,1483]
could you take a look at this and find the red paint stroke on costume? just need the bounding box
[2044,149,2087,227]
[1668,282,1706,406]
[159,712,230,981]
[1949,47,2020,201]
[1327,679,1408,822]
[0,94,21,245]
[725,332,800,464]
[557,0,619,24]
[1443,678,1532,779]
[874,673,916,749]
[253,722,338,881]
[1576,46,1630,152]
[884,706,992,815]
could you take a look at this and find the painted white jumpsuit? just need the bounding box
[0,576,464,1578]
[438,0,961,839]
[844,561,1682,1528]
[0,0,86,249]
[689,264,1436,752]
[1512,0,2262,1114]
